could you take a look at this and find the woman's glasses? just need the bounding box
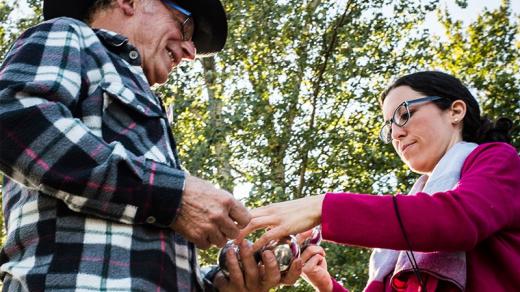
[379,96,445,144]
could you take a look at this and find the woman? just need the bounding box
[237,71,519,291]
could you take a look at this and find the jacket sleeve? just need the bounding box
[0,19,184,227]
[331,277,349,292]
[321,143,520,251]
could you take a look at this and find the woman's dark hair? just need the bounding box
[380,71,513,144]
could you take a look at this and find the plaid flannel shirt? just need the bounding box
[0,17,208,291]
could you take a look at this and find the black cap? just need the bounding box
[43,0,228,56]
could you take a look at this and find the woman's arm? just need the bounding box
[239,143,520,252]
[322,143,520,251]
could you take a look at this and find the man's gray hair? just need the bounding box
[85,0,157,23]
[85,0,116,23]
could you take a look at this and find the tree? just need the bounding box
[164,0,443,290]
[0,0,518,290]
[432,0,520,148]
[163,1,519,290]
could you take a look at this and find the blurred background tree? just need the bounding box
[0,0,518,290]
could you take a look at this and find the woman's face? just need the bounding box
[382,86,463,174]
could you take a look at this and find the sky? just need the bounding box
[425,0,520,37]
[8,0,520,25]
[7,0,519,42]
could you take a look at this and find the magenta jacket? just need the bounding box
[322,142,520,291]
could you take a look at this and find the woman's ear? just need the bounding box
[450,100,467,125]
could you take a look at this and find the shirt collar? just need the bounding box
[94,29,142,66]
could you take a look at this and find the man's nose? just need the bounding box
[182,41,196,61]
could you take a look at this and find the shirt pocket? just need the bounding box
[99,82,171,161]
[100,82,165,118]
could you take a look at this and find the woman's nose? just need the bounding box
[391,123,406,140]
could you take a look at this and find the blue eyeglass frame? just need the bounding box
[379,95,445,143]
[160,0,194,41]
[162,0,192,17]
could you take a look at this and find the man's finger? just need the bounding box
[229,202,251,229]
[238,240,259,286]
[261,250,281,288]
[217,217,241,240]
[281,258,302,285]
[194,235,212,250]
[208,230,227,248]
[212,271,229,290]
[226,248,245,288]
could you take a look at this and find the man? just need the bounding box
[0,0,301,290]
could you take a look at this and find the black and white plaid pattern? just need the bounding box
[0,17,206,291]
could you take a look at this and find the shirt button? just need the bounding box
[146,216,156,224]
[129,50,139,60]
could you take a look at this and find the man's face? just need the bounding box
[131,0,196,85]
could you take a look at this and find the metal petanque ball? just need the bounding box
[218,236,299,277]
[269,236,300,272]
[301,225,322,250]
[217,227,322,277]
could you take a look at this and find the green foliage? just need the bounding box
[433,0,520,147]
[0,0,518,290]
[0,1,13,58]
[165,0,442,289]
[163,1,519,290]
[325,244,370,292]
[0,0,42,60]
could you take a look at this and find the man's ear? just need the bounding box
[450,99,467,125]
[115,0,137,16]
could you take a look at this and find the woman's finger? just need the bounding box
[295,229,314,245]
[235,216,276,244]
[300,245,325,262]
[252,226,289,251]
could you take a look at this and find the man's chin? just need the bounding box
[145,73,169,86]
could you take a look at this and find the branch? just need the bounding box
[296,1,354,198]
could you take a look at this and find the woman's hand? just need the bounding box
[300,245,333,292]
[236,195,325,251]
[213,240,303,291]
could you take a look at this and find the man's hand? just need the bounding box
[170,175,251,249]
[213,240,303,291]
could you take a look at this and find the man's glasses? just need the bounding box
[379,96,445,144]
[162,0,194,41]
